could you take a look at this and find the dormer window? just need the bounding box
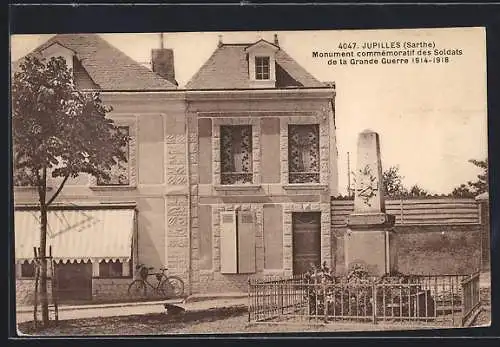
[245,39,279,88]
[255,56,270,80]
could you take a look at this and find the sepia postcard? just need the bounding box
[11,27,490,336]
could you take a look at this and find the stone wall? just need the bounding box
[91,278,131,302]
[395,225,481,274]
[16,279,53,306]
[16,278,135,305]
[479,199,490,271]
[334,224,482,275]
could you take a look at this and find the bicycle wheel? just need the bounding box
[128,280,147,298]
[160,276,185,298]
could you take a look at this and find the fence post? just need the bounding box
[247,278,251,323]
[33,247,39,331]
[470,275,474,318]
[280,281,284,316]
[460,276,466,327]
[323,279,328,323]
[372,281,377,324]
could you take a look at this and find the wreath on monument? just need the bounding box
[303,264,434,319]
[353,165,379,206]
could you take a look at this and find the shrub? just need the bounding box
[303,264,436,319]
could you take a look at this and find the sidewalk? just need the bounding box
[16,292,247,324]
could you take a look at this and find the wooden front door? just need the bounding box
[55,262,93,302]
[292,212,321,275]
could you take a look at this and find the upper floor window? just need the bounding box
[255,57,270,80]
[288,124,320,184]
[220,125,253,185]
[13,167,34,187]
[97,126,130,186]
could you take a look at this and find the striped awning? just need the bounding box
[14,208,136,264]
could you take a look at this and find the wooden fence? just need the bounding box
[331,198,481,228]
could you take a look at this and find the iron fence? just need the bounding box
[461,271,481,326]
[248,273,474,327]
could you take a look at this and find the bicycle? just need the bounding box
[127,264,185,299]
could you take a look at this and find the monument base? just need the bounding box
[344,229,398,276]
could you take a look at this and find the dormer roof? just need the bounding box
[186,41,324,90]
[244,39,280,53]
[40,42,77,57]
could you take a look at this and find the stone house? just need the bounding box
[184,36,338,293]
[13,33,339,303]
[13,34,189,304]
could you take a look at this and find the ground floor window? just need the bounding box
[20,261,35,278]
[99,260,126,278]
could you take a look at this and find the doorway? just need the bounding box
[292,212,321,275]
[55,262,93,302]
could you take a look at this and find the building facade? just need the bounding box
[183,37,338,293]
[13,34,339,303]
[13,34,189,304]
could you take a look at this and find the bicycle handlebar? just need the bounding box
[136,264,168,272]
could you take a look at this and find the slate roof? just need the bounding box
[12,34,177,91]
[186,43,325,90]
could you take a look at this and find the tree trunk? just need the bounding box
[39,204,49,326]
[38,166,49,327]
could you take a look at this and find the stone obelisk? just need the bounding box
[344,130,397,276]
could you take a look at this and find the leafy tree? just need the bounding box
[450,159,488,198]
[467,159,488,194]
[404,184,430,198]
[451,184,476,198]
[382,165,406,198]
[12,55,128,326]
[346,166,431,199]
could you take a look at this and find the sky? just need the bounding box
[10,28,488,195]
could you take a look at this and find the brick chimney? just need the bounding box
[151,48,178,86]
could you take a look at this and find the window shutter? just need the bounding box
[220,211,238,274]
[237,211,256,273]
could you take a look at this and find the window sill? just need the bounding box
[249,79,276,88]
[283,184,328,191]
[214,184,262,192]
[90,186,137,191]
